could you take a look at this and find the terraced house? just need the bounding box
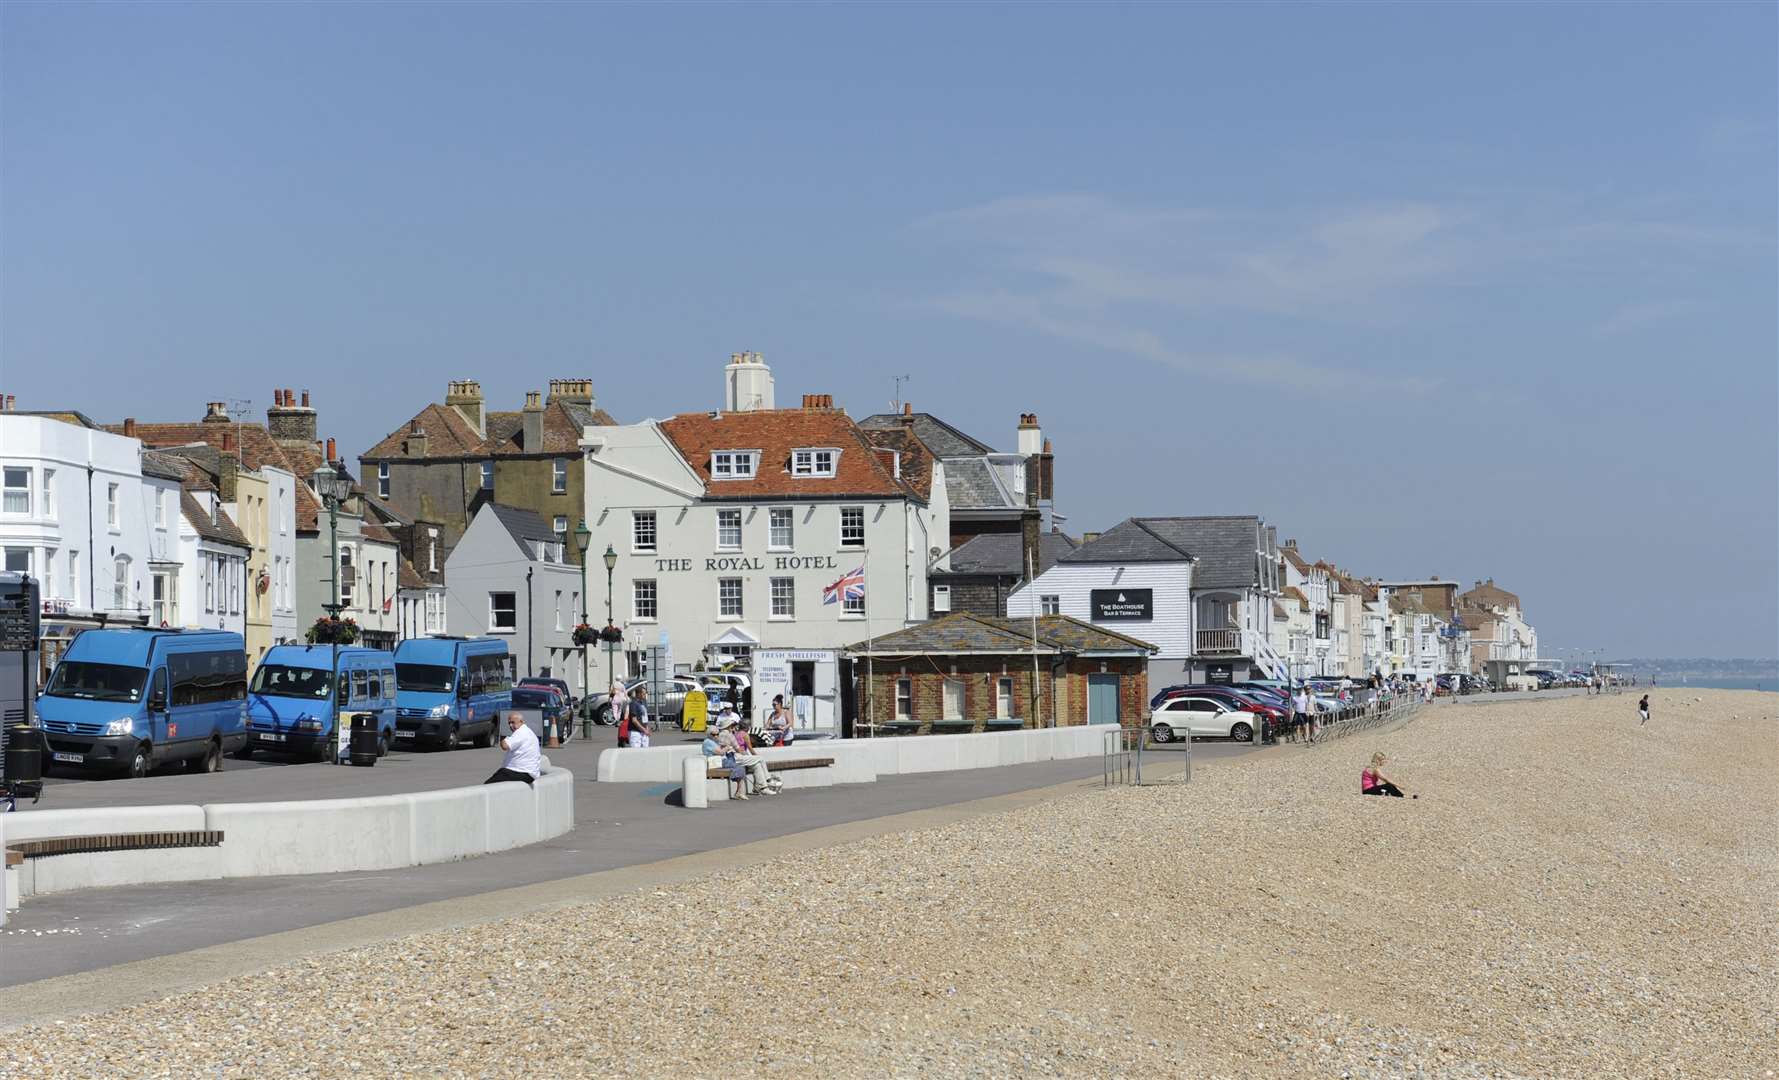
[359,379,617,569]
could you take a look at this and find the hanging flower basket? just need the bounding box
[571,624,598,646]
[306,616,360,645]
[598,624,625,644]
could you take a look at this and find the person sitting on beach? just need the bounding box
[1361,751,1412,798]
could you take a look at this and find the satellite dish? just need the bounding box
[929,547,942,558]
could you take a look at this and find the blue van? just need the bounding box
[243,645,397,762]
[392,636,513,750]
[37,628,248,778]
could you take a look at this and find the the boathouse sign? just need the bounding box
[1091,588,1152,621]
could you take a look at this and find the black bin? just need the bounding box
[4,723,43,784]
[348,713,381,767]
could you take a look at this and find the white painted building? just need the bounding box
[578,361,942,729]
[173,486,251,636]
[445,502,583,686]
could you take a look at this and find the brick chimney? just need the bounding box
[217,442,239,502]
[123,417,138,438]
[202,402,230,424]
[446,380,485,436]
[546,379,595,406]
[405,419,429,458]
[267,386,317,449]
[898,401,915,427]
[800,393,836,411]
[521,390,545,451]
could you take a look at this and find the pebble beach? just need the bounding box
[6,689,1774,1079]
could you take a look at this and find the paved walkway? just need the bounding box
[2,738,1254,989]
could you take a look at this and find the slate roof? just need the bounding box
[658,409,916,501]
[180,492,250,548]
[845,612,1156,656]
[139,450,191,483]
[483,503,560,547]
[1062,516,1266,590]
[1058,518,1195,565]
[858,412,996,459]
[940,532,1078,577]
[942,456,1022,510]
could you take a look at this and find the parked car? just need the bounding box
[518,676,574,707]
[510,685,574,743]
[1150,695,1258,743]
[582,676,704,726]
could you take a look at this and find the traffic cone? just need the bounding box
[546,716,560,748]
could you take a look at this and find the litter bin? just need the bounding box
[348,713,381,767]
[4,722,43,785]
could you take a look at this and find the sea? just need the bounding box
[1655,677,1778,692]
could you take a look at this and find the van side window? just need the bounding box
[367,672,382,700]
[169,649,248,706]
[150,668,168,708]
[351,669,369,705]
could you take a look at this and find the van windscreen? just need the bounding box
[397,664,455,693]
[251,664,333,700]
[45,661,146,703]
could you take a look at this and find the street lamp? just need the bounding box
[602,543,619,702]
[314,463,355,765]
[573,519,592,734]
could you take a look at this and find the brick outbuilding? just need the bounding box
[845,613,1155,735]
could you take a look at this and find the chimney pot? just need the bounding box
[325,437,337,463]
[123,417,138,438]
[300,390,311,408]
[902,402,913,416]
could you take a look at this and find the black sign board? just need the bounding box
[1090,588,1152,621]
[0,575,40,652]
[1206,663,1234,685]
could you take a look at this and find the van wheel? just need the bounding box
[125,745,151,779]
[201,739,223,773]
[377,734,389,757]
[473,724,493,749]
[443,724,460,751]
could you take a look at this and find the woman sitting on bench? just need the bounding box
[1361,751,1411,798]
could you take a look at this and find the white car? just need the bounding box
[1149,695,1256,743]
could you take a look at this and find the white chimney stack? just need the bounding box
[724,350,775,412]
[1017,412,1043,457]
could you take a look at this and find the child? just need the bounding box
[1638,694,1650,725]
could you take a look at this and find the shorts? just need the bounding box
[627,732,648,748]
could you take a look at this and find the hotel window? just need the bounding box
[113,555,130,610]
[895,678,912,720]
[716,509,742,551]
[843,585,865,618]
[1040,595,1061,615]
[768,507,793,550]
[997,677,1014,719]
[378,463,390,498]
[480,461,494,490]
[839,506,865,548]
[633,578,657,621]
[203,556,214,611]
[932,584,951,613]
[711,451,758,480]
[942,678,964,720]
[632,511,656,553]
[106,483,119,528]
[488,591,517,632]
[552,458,568,493]
[769,576,794,619]
[2,468,29,515]
[717,577,743,619]
[791,448,838,477]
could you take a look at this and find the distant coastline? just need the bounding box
[1652,677,1775,692]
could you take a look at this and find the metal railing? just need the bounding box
[1308,690,1422,742]
[1102,725,1146,786]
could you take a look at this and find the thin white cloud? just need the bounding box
[1592,299,1708,337]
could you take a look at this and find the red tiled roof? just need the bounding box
[359,521,400,545]
[859,426,934,501]
[486,401,616,456]
[363,400,619,461]
[362,403,487,461]
[397,557,428,590]
[658,409,914,500]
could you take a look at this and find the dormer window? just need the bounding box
[791,448,839,477]
[711,451,759,480]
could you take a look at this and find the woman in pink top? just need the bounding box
[1361,751,1408,797]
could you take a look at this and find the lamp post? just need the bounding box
[603,543,619,700]
[314,464,355,765]
[574,519,592,736]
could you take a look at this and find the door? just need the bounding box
[1087,674,1120,725]
[147,667,169,748]
[1179,697,1227,736]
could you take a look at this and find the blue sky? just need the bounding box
[3,3,1774,658]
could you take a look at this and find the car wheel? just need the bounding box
[1230,722,1253,743]
[201,739,223,773]
[126,745,151,779]
[597,704,613,726]
[1150,724,1174,744]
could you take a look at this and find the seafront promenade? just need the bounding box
[4,689,1772,1078]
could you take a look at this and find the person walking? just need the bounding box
[485,711,541,785]
[1291,684,1311,744]
[627,685,652,748]
[1638,694,1650,726]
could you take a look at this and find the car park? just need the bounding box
[1149,695,1258,743]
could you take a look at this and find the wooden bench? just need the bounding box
[706,756,834,780]
[6,831,226,860]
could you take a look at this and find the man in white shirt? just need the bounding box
[485,711,541,785]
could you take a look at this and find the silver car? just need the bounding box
[581,676,702,727]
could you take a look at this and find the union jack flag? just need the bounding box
[823,565,866,605]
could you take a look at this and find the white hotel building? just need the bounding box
[579,355,945,730]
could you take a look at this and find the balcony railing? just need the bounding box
[1195,627,1243,655]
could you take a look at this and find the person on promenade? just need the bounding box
[1290,685,1311,744]
[627,686,652,748]
[1360,751,1411,798]
[1304,695,1320,745]
[1638,694,1650,725]
[485,711,541,786]
[767,694,795,746]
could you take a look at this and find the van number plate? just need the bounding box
[259,733,286,742]
[53,752,83,763]
[394,730,415,738]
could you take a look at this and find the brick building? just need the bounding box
[846,612,1154,735]
[929,529,1077,617]
[359,379,617,567]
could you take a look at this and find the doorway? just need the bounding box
[1087,674,1121,725]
